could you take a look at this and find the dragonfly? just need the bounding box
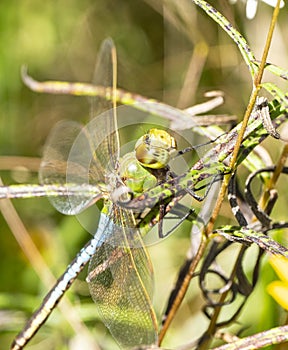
[2,38,193,350]
[4,36,227,350]
[3,37,285,350]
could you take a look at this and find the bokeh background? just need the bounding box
[0,1,288,349]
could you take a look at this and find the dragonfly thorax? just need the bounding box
[135,128,177,169]
[119,152,157,194]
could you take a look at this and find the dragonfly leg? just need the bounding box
[186,172,224,202]
[167,161,226,204]
[157,200,197,239]
[155,168,226,239]
[162,209,196,238]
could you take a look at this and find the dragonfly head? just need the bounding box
[135,128,177,169]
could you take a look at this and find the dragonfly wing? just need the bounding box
[61,39,120,213]
[88,38,120,174]
[39,120,103,215]
[85,40,158,346]
[87,205,158,348]
[40,39,119,215]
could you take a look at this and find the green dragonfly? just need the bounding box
[4,38,189,350]
[5,36,225,350]
[3,34,286,350]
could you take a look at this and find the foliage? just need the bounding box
[1,1,288,350]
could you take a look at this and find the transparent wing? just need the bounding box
[39,38,119,214]
[39,120,102,214]
[86,40,157,346]
[87,205,158,348]
[88,38,120,174]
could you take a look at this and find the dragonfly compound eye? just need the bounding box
[134,128,177,169]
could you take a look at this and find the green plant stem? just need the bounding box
[199,1,282,349]
[158,236,208,345]
[158,1,282,347]
[254,0,282,87]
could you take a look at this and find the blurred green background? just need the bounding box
[0,1,288,349]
